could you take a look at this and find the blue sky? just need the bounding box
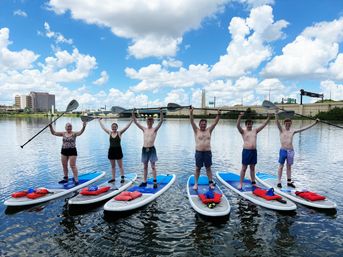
[0,0,343,110]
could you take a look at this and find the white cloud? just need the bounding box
[93,71,109,85]
[47,0,229,58]
[263,17,343,80]
[43,22,73,45]
[211,5,288,77]
[126,63,211,92]
[0,28,39,71]
[42,48,97,82]
[235,0,274,8]
[320,80,343,101]
[164,89,190,106]
[13,9,28,17]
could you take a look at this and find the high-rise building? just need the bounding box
[29,92,55,112]
[201,89,206,109]
[14,95,32,109]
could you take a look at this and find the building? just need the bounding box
[14,95,32,109]
[30,92,55,112]
[14,92,55,112]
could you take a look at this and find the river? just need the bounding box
[0,117,342,257]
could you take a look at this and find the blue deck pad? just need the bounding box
[45,171,103,189]
[189,184,222,196]
[257,172,277,180]
[147,174,173,184]
[128,185,163,194]
[188,176,210,185]
[218,172,254,192]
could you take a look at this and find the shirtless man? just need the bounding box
[275,110,319,188]
[190,107,220,190]
[132,109,164,188]
[237,113,271,190]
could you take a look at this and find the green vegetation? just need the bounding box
[0,112,80,118]
[316,107,343,121]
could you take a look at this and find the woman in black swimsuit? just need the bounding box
[99,118,133,183]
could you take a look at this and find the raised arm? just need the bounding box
[74,122,87,136]
[209,109,221,133]
[98,118,111,134]
[132,110,145,131]
[119,118,133,135]
[294,119,319,134]
[48,124,64,137]
[275,110,282,132]
[189,107,198,133]
[256,114,271,133]
[154,109,164,132]
[236,112,244,134]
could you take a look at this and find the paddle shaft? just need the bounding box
[277,106,343,129]
[20,112,66,148]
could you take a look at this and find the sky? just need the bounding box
[0,0,343,111]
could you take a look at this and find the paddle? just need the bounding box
[20,100,79,148]
[80,115,96,122]
[80,115,115,122]
[166,103,242,113]
[262,100,343,129]
[111,106,167,114]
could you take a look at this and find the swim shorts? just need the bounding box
[278,148,294,165]
[141,146,158,163]
[242,149,257,165]
[195,150,212,168]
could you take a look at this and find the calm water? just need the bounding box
[0,117,342,257]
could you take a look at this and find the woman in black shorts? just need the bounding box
[99,118,133,183]
[49,121,87,185]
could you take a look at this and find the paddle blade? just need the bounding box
[66,99,79,112]
[278,110,295,119]
[167,103,186,112]
[81,115,95,122]
[262,100,278,110]
[111,106,126,113]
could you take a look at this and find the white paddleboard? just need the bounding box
[187,175,230,217]
[68,173,137,205]
[256,172,337,209]
[104,174,176,212]
[216,171,296,211]
[4,172,106,207]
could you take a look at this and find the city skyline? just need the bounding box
[0,0,343,110]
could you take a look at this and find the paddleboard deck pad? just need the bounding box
[104,174,176,212]
[256,172,337,209]
[187,175,230,217]
[4,171,105,206]
[216,171,296,211]
[68,173,137,205]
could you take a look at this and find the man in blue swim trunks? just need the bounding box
[275,110,319,188]
[237,112,271,190]
[190,107,221,190]
[133,109,164,189]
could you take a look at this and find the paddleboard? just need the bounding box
[68,173,137,205]
[187,175,230,217]
[104,174,176,212]
[216,171,296,211]
[4,171,105,207]
[256,172,337,209]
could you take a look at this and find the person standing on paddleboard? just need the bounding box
[132,109,164,189]
[98,118,133,183]
[49,121,87,185]
[237,112,271,190]
[275,110,319,188]
[190,107,221,190]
